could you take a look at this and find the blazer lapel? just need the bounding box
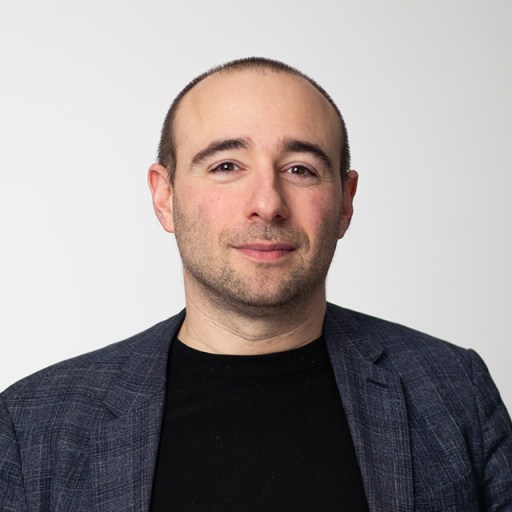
[90,401,164,511]
[90,311,185,511]
[324,305,414,512]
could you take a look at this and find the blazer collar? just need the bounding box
[324,303,414,512]
[102,310,186,417]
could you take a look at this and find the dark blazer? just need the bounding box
[1,304,511,511]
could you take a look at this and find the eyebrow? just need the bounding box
[191,138,251,166]
[189,137,333,172]
[282,139,333,172]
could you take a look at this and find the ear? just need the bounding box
[148,163,175,233]
[338,170,358,239]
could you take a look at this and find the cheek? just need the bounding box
[196,190,236,219]
[190,188,243,240]
[294,193,342,237]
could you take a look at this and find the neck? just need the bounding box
[177,278,327,355]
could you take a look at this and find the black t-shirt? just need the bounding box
[150,336,369,511]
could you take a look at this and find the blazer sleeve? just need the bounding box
[0,396,29,512]
[469,350,512,510]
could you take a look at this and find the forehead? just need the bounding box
[173,69,342,159]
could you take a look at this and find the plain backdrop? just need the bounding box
[1,1,511,412]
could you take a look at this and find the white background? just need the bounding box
[1,1,511,412]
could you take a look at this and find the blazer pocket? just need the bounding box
[415,470,479,512]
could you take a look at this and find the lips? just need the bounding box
[234,242,296,261]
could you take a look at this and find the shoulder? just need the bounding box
[0,311,184,422]
[324,302,473,372]
[324,302,509,433]
[323,302,491,416]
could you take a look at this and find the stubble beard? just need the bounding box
[172,197,341,316]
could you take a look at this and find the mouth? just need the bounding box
[234,243,296,262]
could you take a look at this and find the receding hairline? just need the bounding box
[158,57,350,182]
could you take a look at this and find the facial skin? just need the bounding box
[149,69,357,351]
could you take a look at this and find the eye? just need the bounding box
[210,161,240,173]
[284,164,316,178]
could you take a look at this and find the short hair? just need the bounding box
[157,57,350,184]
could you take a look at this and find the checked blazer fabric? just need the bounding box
[1,303,512,511]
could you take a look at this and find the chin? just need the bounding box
[217,282,323,313]
[187,264,327,313]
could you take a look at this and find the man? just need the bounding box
[1,58,511,511]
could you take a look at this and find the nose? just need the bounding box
[245,168,289,224]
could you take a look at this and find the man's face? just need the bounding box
[152,69,357,311]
